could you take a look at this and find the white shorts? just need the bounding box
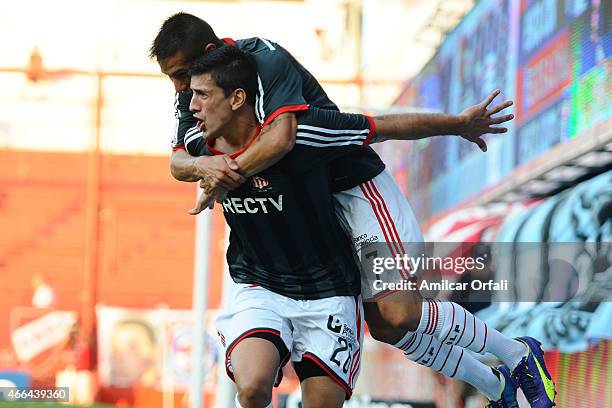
[215,284,364,398]
[334,169,425,300]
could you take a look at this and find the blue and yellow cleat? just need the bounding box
[486,365,518,408]
[511,337,557,408]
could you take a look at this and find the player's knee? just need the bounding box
[378,300,422,332]
[236,377,272,408]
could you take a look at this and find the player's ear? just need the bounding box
[231,88,247,111]
[204,43,216,53]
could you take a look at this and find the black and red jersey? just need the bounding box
[172,37,384,192]
[208,108,376,300]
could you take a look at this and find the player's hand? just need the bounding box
[457,89,514,152]
[194,155,246,195]
[199,178,230,201]
[213,186,230,203]
[188,190,215,215]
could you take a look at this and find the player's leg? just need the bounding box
[335,170,508,400]
[300,375,346,408]
[215,285,292,408]
[416,299,555,405]
[231,338,279,408]
[363,301,511,403]
[333,169,426,337]
[361,299,418,344]
[336,170,528,360]
[335,171,554,403]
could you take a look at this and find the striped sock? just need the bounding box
[394,330,503,400]
[417,299,526,369]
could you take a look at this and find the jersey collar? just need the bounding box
[222,38,237,47]
[206,125,263,159]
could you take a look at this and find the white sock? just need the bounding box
[417,300,527,370]
[456,358,506,401]
[235,393,272,408]
[488,330,527,370]
[394,330,503,400]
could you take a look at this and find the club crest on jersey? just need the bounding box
[251,176,270,190]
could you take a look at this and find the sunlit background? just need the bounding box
[0,0,610,407]
[0,0,463,154]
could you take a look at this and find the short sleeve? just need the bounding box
[249,40,310,125]
[287,107,376,172]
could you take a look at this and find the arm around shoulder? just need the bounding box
[235,112,296,177]
[170,148,201,182]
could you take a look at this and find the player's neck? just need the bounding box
[213,112,259,154]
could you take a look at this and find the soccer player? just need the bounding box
[150,13,556,408]
[189,46,366,408]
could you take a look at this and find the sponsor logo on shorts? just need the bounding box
[327,314,357,374]
[326,315,356,344]
[353,233,379,250]
[341,325,356,344]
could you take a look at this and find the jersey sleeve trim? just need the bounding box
[184,126,204,153]
[295,121,371,148]
[364,115,376,145]
[262,104,309,127]
[222,37,237,46]
[172,144,185,152]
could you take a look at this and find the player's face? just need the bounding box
[189,73,234,140]
[158,51,192,93]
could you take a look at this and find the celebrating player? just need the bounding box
[150,13,556,408]
[189,46,366,408]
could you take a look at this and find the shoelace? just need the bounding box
[512,361,539,401]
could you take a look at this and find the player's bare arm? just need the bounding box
[170,149,246,188]
[235,112,296,178]
[371,89,514,152]
[188,113,297,213]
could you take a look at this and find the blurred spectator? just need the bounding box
[110,319,159,387]
[31,273,56,308]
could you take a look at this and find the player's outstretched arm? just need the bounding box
[371,89,514,152]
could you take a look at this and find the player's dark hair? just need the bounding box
[149,12,224,62]
[189,47,258,107]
